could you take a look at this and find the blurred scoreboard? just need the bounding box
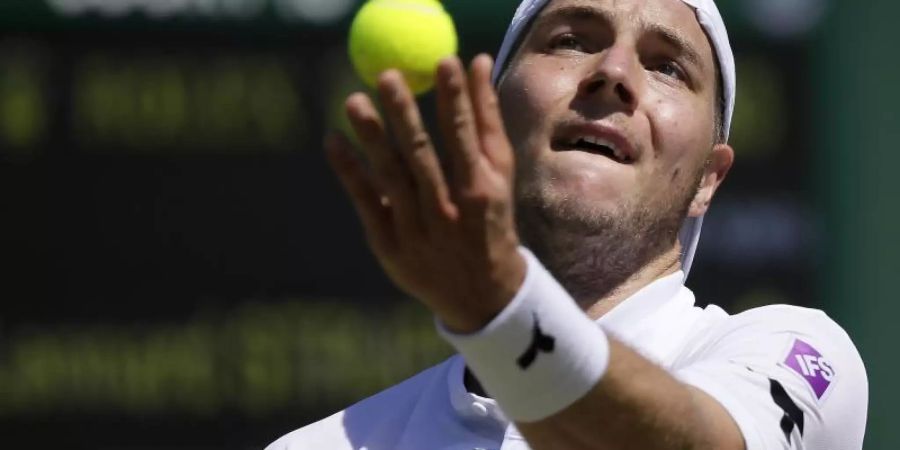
[5,44,309,154]
[0,5,346,158]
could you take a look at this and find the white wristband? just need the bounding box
[436,246,610,423]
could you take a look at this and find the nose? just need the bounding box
[576,44,639,111]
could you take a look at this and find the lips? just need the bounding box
[551,122,637,164]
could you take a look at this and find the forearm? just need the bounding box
[439,248,744,450]
[517,338,743,450]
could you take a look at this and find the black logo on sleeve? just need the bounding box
[516,313,556,370]
[769,378,805,444]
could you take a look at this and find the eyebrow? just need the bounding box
[532,4,707,72]
[533,4,613,30]
[641,22,706,72]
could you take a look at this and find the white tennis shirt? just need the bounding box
[268,265,868,449]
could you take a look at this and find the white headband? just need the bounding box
[491,0,736,279]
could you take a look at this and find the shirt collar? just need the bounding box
[597,270,687,332]
[597,270,697,364]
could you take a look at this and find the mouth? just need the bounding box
[551,123,636,164]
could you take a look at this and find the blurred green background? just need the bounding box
[0,0,896,448]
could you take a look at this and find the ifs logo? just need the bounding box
[784,339,835,400]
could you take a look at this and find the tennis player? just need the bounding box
[268,0,868,448]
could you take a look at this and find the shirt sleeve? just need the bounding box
[673,305,868,450]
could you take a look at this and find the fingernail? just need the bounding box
[440,55,460,67]
[377,72,404,103]
[477,53,494,71]
[379,69,401,86]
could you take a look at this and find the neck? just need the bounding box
[517,204,686,321]
[581,243,682,320]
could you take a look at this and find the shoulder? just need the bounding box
[265,356,458,450]
[690,304,859,360]
[677,304,868,449]
[729,304,848,335]
[691,303,866,405]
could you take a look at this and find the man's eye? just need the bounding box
[653,61,685,80]
[549,34,586,52]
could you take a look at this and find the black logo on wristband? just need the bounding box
[517,313,556,370]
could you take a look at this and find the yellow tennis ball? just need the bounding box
[348,0,458,95]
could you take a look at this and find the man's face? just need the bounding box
[498,0,732,300]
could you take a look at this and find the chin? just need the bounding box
[546,152,635,189]
[518,183,624,230]
[545,175,631,212]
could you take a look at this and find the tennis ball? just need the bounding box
[348,0,458,95]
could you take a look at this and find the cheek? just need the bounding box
[499,59,578,149]
[645,95,712,176]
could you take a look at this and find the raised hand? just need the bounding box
[325,54,526,333]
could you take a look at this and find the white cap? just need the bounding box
[492,0,736,279]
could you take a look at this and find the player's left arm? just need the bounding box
[516,337,745,449]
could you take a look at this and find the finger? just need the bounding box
[436,56,484,191]
[325,131,397,255]
[469,54,514,177]
[377,70,457,223]
[344,91,423,239]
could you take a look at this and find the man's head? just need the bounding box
[493,0,735,304]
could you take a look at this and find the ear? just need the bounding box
[688,143,734,218]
